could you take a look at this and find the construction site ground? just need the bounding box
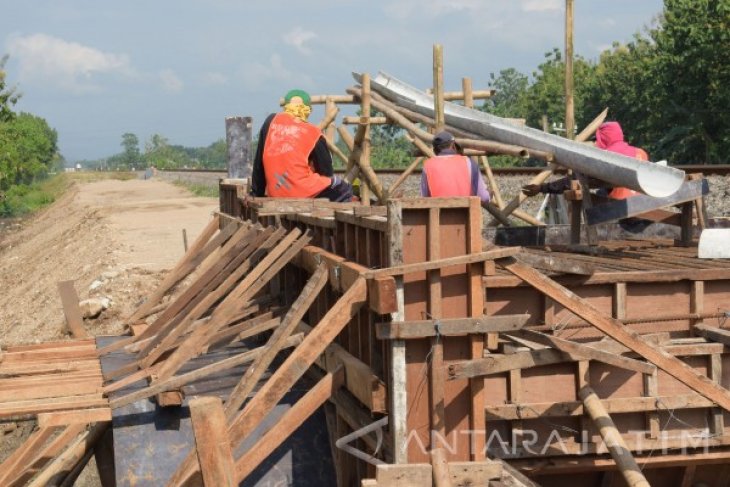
[0,176,218,486]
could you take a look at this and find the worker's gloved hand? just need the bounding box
[521,184,542,197]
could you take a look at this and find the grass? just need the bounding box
[172,180,220,198]
[0,171,136,217]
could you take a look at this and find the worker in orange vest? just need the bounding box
[251,89,353,201]
[522,121,649,199]
[420,130,491,207]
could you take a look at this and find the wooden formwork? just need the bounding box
[220,188,730,487]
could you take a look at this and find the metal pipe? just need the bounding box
[357,72,686,198]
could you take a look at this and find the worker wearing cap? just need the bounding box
[421,130,491,207]
[251,89,353,202]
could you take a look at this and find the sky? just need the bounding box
[1,0,664,162]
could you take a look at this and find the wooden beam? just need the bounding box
[517,251,596,276]
[224,264,329,418]
[376,314,530,339]
[486,392,714,420]
[190,397,236,487]
[694,324,730,345]
[235,367,344,483]
[430,448,453,487]
[586,179,709,225]
[510,329,656,374]
[579,386,650,487]
[502,257,730,414]
[364,247,520,279]
[37,408,112,427]
[57,280,88,339]
[27,422,108,487]
[449,348,570,380]
[433,44,445,129]
[167,278,369,486]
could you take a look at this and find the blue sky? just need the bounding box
[2,0,663,162]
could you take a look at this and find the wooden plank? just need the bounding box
[57,280,88,339]
[190,396,236,487]
[428,207,445,440]
[9,423,87,486]
[709,353,725,436]
[167,278,369,486]
[510,329,656,374]
[109,334,303,409]
[364,247,520,278]
[517,251,596,275]
[376,315,530,339]
[579,386,651,487]
[485,393,714,420]
[694,324,730,345]
[122,214,224,327]
[502,257,730,415]
[224,264,329,418]
[448,348,569,380]
[153,229,309,380]
[0,426,59,485]
[586,178,709,225]
[371,461,502,487]
[430,448,452,487]
[0,394,108,419]
[37,408,112,427]
[27,422,108,487]
[235,368,344,483]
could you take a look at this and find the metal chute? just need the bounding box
[356,71,685,198]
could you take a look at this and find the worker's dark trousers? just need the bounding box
[315,180,353,202]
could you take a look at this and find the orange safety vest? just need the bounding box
[262,113,331,198]
[608,148,650,200]
[423,154,472,197]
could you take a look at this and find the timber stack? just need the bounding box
[1,60,728,487]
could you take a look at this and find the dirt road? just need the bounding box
[0,177,218,345]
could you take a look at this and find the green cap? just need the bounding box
[284,89,311,107]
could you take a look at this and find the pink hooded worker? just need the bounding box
[595,121,649,200]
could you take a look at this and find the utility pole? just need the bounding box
[565,0,575,140]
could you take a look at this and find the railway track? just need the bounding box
[163,164,730,176]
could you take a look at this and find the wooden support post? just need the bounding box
[235,368,344,483]
[190,397,236,487]
[577,360,590,443]
[565,0,575,140]
[428,208,446,440]
[225,116,252,179]
[688,173,708,229]
[430,448,453,487]
[433,44,445,129]
[461,77,474,109]
[575,172,598,245]
[579,386,650,487]
[58,280,88,339]
[613,282,627,320]
[224,264,329,418]
[680,201,694,246]
[502,258,730,414]
[319,97,339,130]
[644,368,660,439]
[709,353,725,437]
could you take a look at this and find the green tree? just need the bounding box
[650,0,730,163]
[0,112,58,190]
[0,55,20,123]
[481,68,529,118]
[120,132,140,169]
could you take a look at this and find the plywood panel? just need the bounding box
[657,356,708,396]
[589,363,644,398]
[522,363,577,404]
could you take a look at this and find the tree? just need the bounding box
[650,0,730,163]
[0,112,58,190]
[481,68,529,119]
[0,55,20,123]
[120,132,140,169]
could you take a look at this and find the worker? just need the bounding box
[421,130,491,207]
[251,89,353,202]
[522,121,650,198]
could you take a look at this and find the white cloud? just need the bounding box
[383,0,484,19]
[201,72,228,86]
[283,27,316,55]
[7,33,133,94]
[238,53,306,90]
[520,0,561,12]
[159,69,183,93]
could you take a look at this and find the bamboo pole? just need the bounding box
[343,116,388,125]
[565,0,575,140]
[387,157,424,197]
[318,97,339,131]
[433,44,445,129]
[430,448,453,487]
[279,94,356,105]
[579,386,650,487]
